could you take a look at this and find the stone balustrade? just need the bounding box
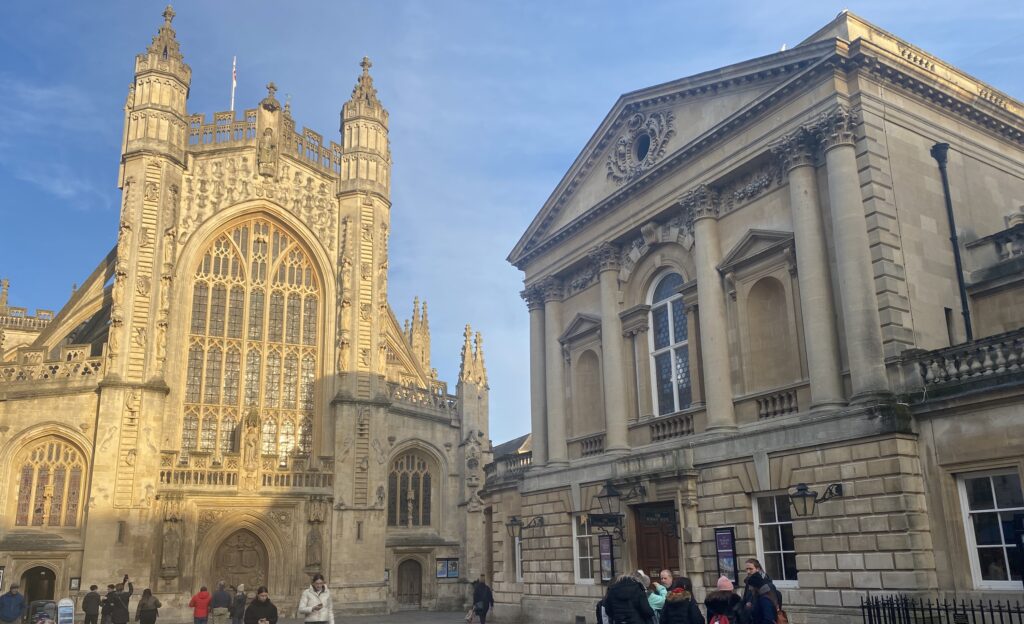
[484,451,533,484]
[187,109,258,149]
[908,328,1024,389]
[649,411,695,442]
[755,387,801,419]
[387,381,458,417]
[0,356,103,384]
[580,433,605,457]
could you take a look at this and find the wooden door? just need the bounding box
[634,503,679,579]
[396,559,422,606]
[212,530,269,592]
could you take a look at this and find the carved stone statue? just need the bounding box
[161,521,180,572]
[258,128,277,178]
[305,524,322,568]
[243,423,259,470]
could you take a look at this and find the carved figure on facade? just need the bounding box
[99,425,118,452]
[259,128,278,178]
[133,327,147,349]
[305,523,322,568]
[116,222,133,273]
[607,111,676,185]
[375,485,385,508]
[121,176,135,221]
[144,181,159,203]
[243,410,260,470]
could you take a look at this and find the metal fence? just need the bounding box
[861,595,1024,624]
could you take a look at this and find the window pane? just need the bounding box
[780,521,795,550]
[227,286,244,338]
[65,466,82,527]
[220,418,237,453]
[764,553,783,581]
[244,350,262,407]
[652,305,670,350]
[16,465,33,525]
[782,553,799,581]
[759,498,777,524]
[303,296,318,345]
[422,473,431,525]
[671,299,687,342]
[286,295,301,344]
[191,283,208,333]
[978,547,1009,581]
[674,347,691,409]
[268,291,284,342]
[775,495,793,522]
[283,353,298,409]
[761,525,781,551]
[1000,512,1019,545]
[388,472,398,525]
[248,289,264,340]
[223,349,241,405]
[1010,545,1023,581]
[204,348,222,404]
[974,512,1002,545]
[653,273,684,303]
[186,345,204,403]
[993,474,1024,508]
[209,285,227,336]
[966,476,995,510]
[655,352,674,415]
[399,473,409,525]
[265,351,281,408]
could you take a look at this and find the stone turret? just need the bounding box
[405,297,432,372]
[338,57,391,198]
[457,323,490,581]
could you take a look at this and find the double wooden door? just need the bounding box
[634,503,680,578]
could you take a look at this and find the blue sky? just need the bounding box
[1,1,1021,445]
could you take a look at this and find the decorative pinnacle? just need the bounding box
[163,5,175,24]
[266,82,277,98]
[361,56,372,74]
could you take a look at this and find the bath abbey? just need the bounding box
[0,6,490,617]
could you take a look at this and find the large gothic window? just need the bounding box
[649,272,692,416]
[387,451,432,527]
[13,438,85,527]
[182,217,320,464]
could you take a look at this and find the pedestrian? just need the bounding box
[109,576,134,624]
[659,570,695,594]
[740,560,780,624]
[471,575,494,624]
[0,583,26,624]
[242,587,277,624]
[705,576,742,624]
[230,585,246,624]
[646,573,668,623]
[209,582,232,624]
[189,586,212,624]
[82,585,103,624]
[602,573,654,624]
[297,574,333,624]
[101,584,117,624]
[744,574,778,624]
[134,589,161,624]
[662,584,704,624]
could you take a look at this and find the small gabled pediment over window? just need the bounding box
[559,313,602,346]
[718,229,795,276]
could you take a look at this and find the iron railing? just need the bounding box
[861,595,1024,624]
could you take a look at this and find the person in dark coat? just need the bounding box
[229,585,246,624]
[659,570,694,594]
[471,576,495,624]
[740,560,779,624]
[0,584,26,624]
[82,585,103,624]
[134,589,161,624]
[101,585,117,624]
[242,587,277,624]
[705,577,742,624]
[603,574,655,624]
[662,586,704,624]
[745,574,777,624]
[109,577,134,624]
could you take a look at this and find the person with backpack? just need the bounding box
[705,576,742,624]
[661,586,704,624]
[745,574,780,624]
[109,576,134,624]
[740,560,780,624]
[603,573,655,624]
[134,588,162,624]
[230,585,246,624]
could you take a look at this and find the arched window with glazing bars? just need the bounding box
[387,451,433,527]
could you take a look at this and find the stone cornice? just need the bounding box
[509,41,1024,271]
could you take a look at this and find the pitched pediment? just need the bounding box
[558,313,602,345]
[718,229,794,275]
[508,42,836,269]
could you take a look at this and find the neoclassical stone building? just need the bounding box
[486,11,1024,624]
[0,7,491,618]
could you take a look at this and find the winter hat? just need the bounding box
[716,576,734,591]
[634,570,652,588]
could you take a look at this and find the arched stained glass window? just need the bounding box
[387,451,433,527]
[181,217,320,464]
[12,438,86,527]
[649,272,692,415]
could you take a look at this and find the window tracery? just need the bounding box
[649,272,692,415]
[387,451,433,527]
[12,438,86,527]
[181,217,320,462]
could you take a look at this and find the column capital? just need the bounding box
[520,285,546,311]
[589,242,621,272]
[679,183,720,222]
[538,276,564,303]
[771,128,817,173]
[813,105,859,151]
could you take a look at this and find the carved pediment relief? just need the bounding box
[559,313,602,346]
[718,229,795,277]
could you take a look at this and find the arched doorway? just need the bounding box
[396,559,422,607]
[21,566,56,605]
[211,529,269,591]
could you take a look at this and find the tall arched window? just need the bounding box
[182,217,320,465]
[13,438,85,527]
[649,272,692,415]
[387,451,432,527]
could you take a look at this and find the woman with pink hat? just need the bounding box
[704,576,742,624]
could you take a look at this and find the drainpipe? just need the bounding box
[929,142,974,343]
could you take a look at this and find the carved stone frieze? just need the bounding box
[607,111,676,185]
[564,263,596,296]
[178,155,335,251]
[719,161,785,213]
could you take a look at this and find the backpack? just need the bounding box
[710,615,731,624]
[775,607,788,624]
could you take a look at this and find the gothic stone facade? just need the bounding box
[486,12,1024,624]
[0,8,491,618]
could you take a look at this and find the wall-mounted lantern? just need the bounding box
[788,482,844,517]
[505,515,544,539]
[591,480,647,540]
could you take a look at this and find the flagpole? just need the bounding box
[230,56,237,112]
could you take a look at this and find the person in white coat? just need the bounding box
[297,575,333,624]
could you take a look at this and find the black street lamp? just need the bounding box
[591,480,647,540]
[788,482,844,517]
[505,515,544,539]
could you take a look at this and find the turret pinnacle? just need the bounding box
[406,297,431,371]
[146,5,184,63]
[351,57,381,108]
[459,324,487,386]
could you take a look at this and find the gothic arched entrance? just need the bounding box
[396,559,422,607]
[211,529,268,590]
[21,566,56,605]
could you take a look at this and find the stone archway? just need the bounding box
[21,565,56,605]
[210,529,269,590]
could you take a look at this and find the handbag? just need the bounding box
[474,601,486,613]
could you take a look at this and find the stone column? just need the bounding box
[818,107,889,400]
[774,130,845,409]
[591,243,629,454]
[682,185,736,431]
[541,277,568,466]
[521,286,548,467]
